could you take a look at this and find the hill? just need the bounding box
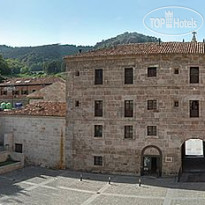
[0,32,158,75]
[94,32,158,49]
[0,44,92,75]
[0,44,92,66]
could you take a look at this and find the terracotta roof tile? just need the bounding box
[0,102,66,117]
[65,42,205,59]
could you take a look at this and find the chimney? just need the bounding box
[158,38,161,45]
[191,31,197,42]
[203,39,205,53]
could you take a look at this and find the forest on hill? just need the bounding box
[0,32,158,76]
[94,32,158,49]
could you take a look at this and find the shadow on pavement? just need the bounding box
[1,165,205,201]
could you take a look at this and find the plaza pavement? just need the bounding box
[0,166,205,205]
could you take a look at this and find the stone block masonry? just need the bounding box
[0,115,65,169]
[65,42,205,176]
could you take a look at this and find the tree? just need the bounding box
[30,63,43,72]
[6,58,23,74]
[44,60,61,74]
[20,66,29,74]
[0,55,11,75]
[61,61,66,72]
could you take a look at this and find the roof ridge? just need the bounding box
[65,42,205,59]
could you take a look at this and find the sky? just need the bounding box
[0,0,205,47]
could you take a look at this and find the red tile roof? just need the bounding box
[0,102,66,117]
[65,42,205,59]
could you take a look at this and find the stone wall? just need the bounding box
[0,151,24,166]
[65,53,205,176]
[0,115,66,169]
[0,151,8,163]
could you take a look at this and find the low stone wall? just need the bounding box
[0,162,23,174]
[10,152,24,166]
[0,151,24,174]
[0,151,8,163]
[0,151,24,164]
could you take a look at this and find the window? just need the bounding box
[174,101,179,107]
[148,67,157,77]
[75,101,80,107]
[147,126,157,136]
[124,126,133,139]
[147,100,157,110]
[174,68,179,74]
[75,71,80,76]
[95,69,103,85]
[124,100,133,117]
[1,91,7,95]
[190,100,199,117]
[14,90,19,95]
[94,125,103,137]
[15,143,22,153]
[95,100,103,117]
[21,90,28,95]
[94,156,102,166]
[124,68,133,84]
[190,67,199,84]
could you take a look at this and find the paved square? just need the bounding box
[0,166,205,204]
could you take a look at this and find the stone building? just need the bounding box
[27,81,66,104]
[0,77,64,106]
[0,102,66,169]
[0,77,66,172]
[65,42,205,176]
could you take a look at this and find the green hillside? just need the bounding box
[0,32,158,76]
[95,32,158,49]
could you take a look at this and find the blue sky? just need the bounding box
[0,0,205,47]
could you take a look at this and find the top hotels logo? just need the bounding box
[143,6,204,36]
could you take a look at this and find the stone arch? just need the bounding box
[141,145,162,177]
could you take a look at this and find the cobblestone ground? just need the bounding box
[0,167,205,205]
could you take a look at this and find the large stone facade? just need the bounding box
[65,43,205,176]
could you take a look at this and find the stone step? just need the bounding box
[180,172,205,182]
[182,158,205,173]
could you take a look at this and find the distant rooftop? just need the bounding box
[27,81,66,102]
[0,77,64,86]
[65,42,205,59]
[0,102,66,117]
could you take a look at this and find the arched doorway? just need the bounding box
[181,139,205,172]
[141,145,162,177]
